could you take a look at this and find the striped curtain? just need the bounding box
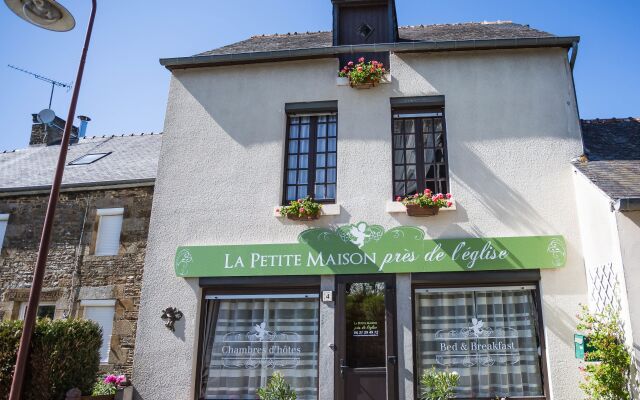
[200,296,320,400]
[414,287,544,398]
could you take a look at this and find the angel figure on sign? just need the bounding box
[350,222,370,248]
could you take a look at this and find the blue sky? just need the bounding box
[0,0,638,151]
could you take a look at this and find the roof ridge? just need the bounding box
[581,117,640,123]
[250,30,329,38]
[399,20,514,28]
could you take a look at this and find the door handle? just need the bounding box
[387,355,397,365]
[339,358,348,379]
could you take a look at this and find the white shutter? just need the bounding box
[83,300,116,363]
[0,214,8,249]
[95,208,123,256]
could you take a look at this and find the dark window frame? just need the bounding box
[391,106,450,199]
[411,271,549,400]
[282,112,338,204]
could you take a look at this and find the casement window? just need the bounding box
[199,293,320,400]
[0,214,8,250]
[392,107,449,198]
[82,299,116,363]
[94,208,124,256]
[283,103,337,204]
[19,302,56,320]
[414,286,545,399]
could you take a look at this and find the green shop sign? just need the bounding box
[175,222,566,277]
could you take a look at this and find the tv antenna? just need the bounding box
[7,64,73,109]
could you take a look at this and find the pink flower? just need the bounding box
[275,208,280,213]
[437,193,444,199]
[357,66,363,72]
[446,193,452,199]
[446,201,453,207]
[115,375,127,385]
[297,199,302,203]
[424,188,431,195]
[395,196,402,202]
[299,207,305,213]
[358,57,365,63]
[431,196,438,202]
[104,375,117,384]
[381,68,386,72]
[414,193,419,198]
[347,61,354,67]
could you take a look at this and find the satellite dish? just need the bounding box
[37,108,56,124]
[4,0,75,32]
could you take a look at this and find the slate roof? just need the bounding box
[0,133,162,192]
[198,21,554,56]
[573,118,640,200]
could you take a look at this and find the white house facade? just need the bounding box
[133,2,589,399]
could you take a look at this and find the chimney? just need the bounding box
[332,0,399,67]
[77,115,91,138]
[30,114,79,146]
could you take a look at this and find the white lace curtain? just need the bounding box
[415,287,544,398]
[199,295,320,400]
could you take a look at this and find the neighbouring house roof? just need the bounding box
[198,22,554,56]
[0,133,162,193]
[573,118,640,201]
[161,22,576,70]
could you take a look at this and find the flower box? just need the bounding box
[278,196,322,221]
[339,57,386,90]
[405,204,439,217]
[350,78,378,89]
[286,213,319,221]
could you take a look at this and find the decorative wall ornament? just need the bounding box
[160,307,183,331]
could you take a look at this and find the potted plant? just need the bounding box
[278,196,322,220]
[84,374,127,400]
[419,368,459,400]
[397,189,453,216]
[257,371,297,400]
[338,57,386,89]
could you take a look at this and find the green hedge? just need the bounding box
[0,318,102,400]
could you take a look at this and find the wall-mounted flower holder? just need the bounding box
[405,204,440,217]
[338,57,387,89]
[160,307,183,332]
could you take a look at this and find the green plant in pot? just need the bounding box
[278,196,322,220]
[419,368,459,400]
[257,371,297,400]
[90,374,127,398]
[398,189,453,217]
[338,57,386,88]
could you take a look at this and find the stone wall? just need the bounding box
[0,185,153,375]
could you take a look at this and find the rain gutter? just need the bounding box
[160,36,580,70]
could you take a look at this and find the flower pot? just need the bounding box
[286,213,319,221]
[349,78,379,89]
[405,204,440,217]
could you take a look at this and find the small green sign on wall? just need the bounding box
[175,222,566,277]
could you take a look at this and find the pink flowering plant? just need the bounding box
[397,189,453,209]
[278,196,322,219]
[91,374,127,396]
[339,57,386,85]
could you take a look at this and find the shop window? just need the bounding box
[19,303,56,320]
[0,214,8,250]
[199,293,320,400]
[82,299,116,363]
[414,286,545,398]
[94,208,124,256]
[392,109,449,198]
[283,114,337,203]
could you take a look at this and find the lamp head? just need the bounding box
[4,0,75,32]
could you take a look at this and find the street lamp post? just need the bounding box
[3,1,97,399]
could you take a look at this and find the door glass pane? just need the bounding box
[346,282,386,368]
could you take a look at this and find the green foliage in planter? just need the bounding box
[576,304,633,400]
[339,57,386,85]
[419,368,459,400]
[399,189,453,209]
[256,371,297,400]
[0,318,102,400]
[278,196,322,219]
[91,380,117,396]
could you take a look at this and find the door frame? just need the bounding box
[334,274,398,400]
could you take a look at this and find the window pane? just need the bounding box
[404,120,415,133]
[317,139,326,152]
[317,123,327,137]
[328,115,337,123]
[393,135,403,149]
[315,185,325,199]
[298,170,308,185]
[439,181,448,193]
[328,123,337,137]
[316,154,326,168]
[301,116,311,124]
[434,118,443,132]
[406,165,416,180]
[291,117,300,124]
[423,134,434,148]
[394,181,405,196]
[435,149,445,163]
[326,184,336,199]
[425,165,435,179]
[289,125,299,139]
[316,169,325,184]
[394,150,405,164]
[426,180,436,192]
[298,185,307,198]
[328,138,336,152]
[346,282,386,368]
[438,164,447,178]
[200,297,320,400]
[435,133,444,148]
[393,120,402,134]
[414,288,544,398]
[406,180,417,195]
[327,168,336,184]
[289,140,298,153]
[394,166,405,180]
[300,140,309,154]
[327,153,337,167]
[405,150,416,164]
[288,155,298,169]
[287,170,297,184]
[299,155,308,169]
[422,119,433,133]
[424,149,435,164]
[287,186,297,201]
[405,134,415,148]
[318,115,327,123]
[300,124,310,139]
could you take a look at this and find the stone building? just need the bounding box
[0,115,161,375]
[133,1,592,399]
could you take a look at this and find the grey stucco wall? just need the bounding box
[133,48,587,399]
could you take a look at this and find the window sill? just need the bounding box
[385,200,456,213]
[336,74,391,86]
[273,204,341,218]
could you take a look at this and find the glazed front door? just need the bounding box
[336,275,397,400]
